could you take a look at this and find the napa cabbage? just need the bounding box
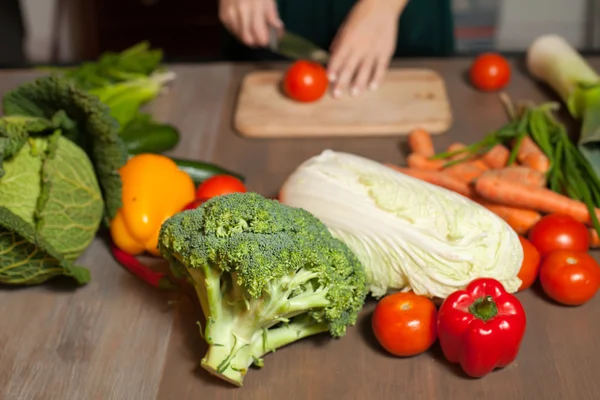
[279,150,523,299]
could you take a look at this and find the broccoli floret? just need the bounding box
[158,192,367,386]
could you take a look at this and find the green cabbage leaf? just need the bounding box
[0,75,127,286]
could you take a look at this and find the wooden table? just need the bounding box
[1,58,600,400]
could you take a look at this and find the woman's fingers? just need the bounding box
[369,55,389,91]
[265,0,283,29]
[350,57,376,95]
[220,4,240,37]
[328,40,393,97]
[219,0,281,47]
[250,3,269,46]
[332,52,361,98]
[238,3,256,46]
[323,0,400,98]
[326,43,350,84]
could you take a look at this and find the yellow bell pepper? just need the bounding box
[110,153,196,256]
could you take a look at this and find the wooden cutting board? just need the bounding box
[233,68,452,138]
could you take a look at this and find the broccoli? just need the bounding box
[158,192,368,386]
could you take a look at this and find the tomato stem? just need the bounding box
[469,296,498,321]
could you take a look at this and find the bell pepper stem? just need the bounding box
[469,295,498,322]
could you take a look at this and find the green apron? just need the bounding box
[222,0,455,61]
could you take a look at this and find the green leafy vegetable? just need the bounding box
[2,75,128,221]
[42,42,176,133]
[0,130,104,259]
[44,42,164,90]
[0,206,90,285]
[0,116,54,177]
[279,150,523,299]
[87,72,176,129]
[0,130,102,285]
[120,113,180,154]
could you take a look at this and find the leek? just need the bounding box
[526,34,600,178]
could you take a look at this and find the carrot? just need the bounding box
[522,152,551,174]
[515,136,541,160]
[481,144,510,169]
[408,129,435,157]
[444,143,490,169]
[447,143,468,161]
[474,200,542,235]
[514,136,550,173]
[474,175,600,225]
[385,164,474,198]
[589,228,600,249]
[480,166,546,188]
[407,153,445,171]
[444,162,487,183]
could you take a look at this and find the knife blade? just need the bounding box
[268,27,330,64]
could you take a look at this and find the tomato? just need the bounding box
[195,175,247,199]
[283,60,329,102]
[539,250,600,306]
[528,214,589,257]
[469,53,511,92]
[517,236,541,291]
[371,292,438,357]
[182,197,209,211]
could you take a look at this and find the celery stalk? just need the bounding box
[526,34,600,178]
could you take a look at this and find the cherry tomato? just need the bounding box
[283,60,329,102]
[517,236,541,291]
[528,214,589,257]
[539,250,600,306]
[469,53,511,92]
[195,175,247,199]
[372,292,438,357]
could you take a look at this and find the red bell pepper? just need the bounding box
[437,278,526,378]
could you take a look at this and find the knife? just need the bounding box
[268,27,330,64]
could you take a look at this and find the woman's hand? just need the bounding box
[219,0,283,47]
[327,0,408,98]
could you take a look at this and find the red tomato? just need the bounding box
[528,214,589,257]
[372,292,438,357]
[539,250,600,306]
[469,53,511,92]
[195,175,247,199]
[283,60,329,102]
[182,197,208,211]
[517,236,541,291]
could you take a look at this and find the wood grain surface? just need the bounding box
[1,58,600,400]
[234,68,452,138]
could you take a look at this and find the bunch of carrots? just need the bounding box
[386,128,600,248]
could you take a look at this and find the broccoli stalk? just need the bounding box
[188,264,331,384]
[159,193,367,387]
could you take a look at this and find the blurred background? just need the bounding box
[1,0,599,66]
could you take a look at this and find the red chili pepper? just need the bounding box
[110,241,176,290]
[437,278,527,378]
